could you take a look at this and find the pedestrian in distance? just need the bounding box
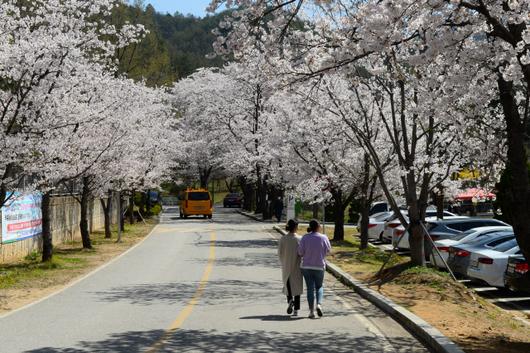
[278,219,303,317]
[298,219,331,319]
[273,196,284,222]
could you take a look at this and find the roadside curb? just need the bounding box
[272,225,465,353]
[238,210,263,222]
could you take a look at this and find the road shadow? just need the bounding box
[239,315,304,321]
[196,239,277,249]
[92,279,279,306]
[192,252,280,269]
[24,328,427,353]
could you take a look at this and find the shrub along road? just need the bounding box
[0,208,428,352]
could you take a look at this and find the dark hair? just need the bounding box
[285,219,299,233]
[307,219,320,233]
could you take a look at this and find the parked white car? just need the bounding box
[382,210,408,243]
[466,238,521,287]
[430,226,513,269]
[356,211,395,241]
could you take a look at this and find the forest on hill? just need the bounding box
[114,2,227,86]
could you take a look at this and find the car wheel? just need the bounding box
[208,215,212,219]
[179,213,183,219]
[378,232,384,242]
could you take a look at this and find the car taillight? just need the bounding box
[515,263,529,274]
[395,229,405,237]
[437,246,449,252]
[368,224,377,229]
[455,250,470,257]
[389,223,400,228]
[185,200,188,208]
[478,257,494,265]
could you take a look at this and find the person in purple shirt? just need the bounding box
[298,219,331,318]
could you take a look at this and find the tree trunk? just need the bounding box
[332,191,345,242]
[140,191,147,216]
[101,191,112,239]
[117,191,123,242]
[312,203,319,219]
[80,176,92,249]
[359,153,372,250]
[408,203,425,266]
[199,167,212,189]
[359,205,370,250]
[498,76,530,262]
[436,191,444,219]
[128,190,135,225]
[41,192,53,262]
[256,176,270,218]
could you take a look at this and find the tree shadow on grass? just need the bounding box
[369,262,415,288]
[25,328,427,353]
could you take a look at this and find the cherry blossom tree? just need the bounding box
[0,0,145,208]
[208,0,528,264]
[0,0,176,260]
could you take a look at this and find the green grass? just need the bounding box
[0,255,87,290]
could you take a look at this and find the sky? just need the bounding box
[140,0,218,17]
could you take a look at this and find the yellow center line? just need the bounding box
[146,231,216,353]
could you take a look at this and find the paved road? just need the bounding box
[0,208,429,353]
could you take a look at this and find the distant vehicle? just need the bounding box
[466,237,522,287]
[179,189,213,219]
[505,255,530,293]
[430,226,513,269]
[223,193,242,208]
[148,191,159,203]
[447,232,514,275]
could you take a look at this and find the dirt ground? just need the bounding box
[0,221,156,315]
[329,242,530,353]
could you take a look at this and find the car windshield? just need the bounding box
[226,193,240,198]
[492,238,518,252]
[188,192,210,201]
[464,232,513,246]
[374,212,392,221]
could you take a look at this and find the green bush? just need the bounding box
[150,203,162,215]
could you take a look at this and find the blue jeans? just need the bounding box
[302,268,325,310]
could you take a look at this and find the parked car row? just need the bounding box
[359,204,528,292]
[426,220,528,292]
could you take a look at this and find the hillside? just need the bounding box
[114,4,228,85]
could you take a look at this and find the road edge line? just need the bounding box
[0,224,161,320]
[272,225,465,353]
